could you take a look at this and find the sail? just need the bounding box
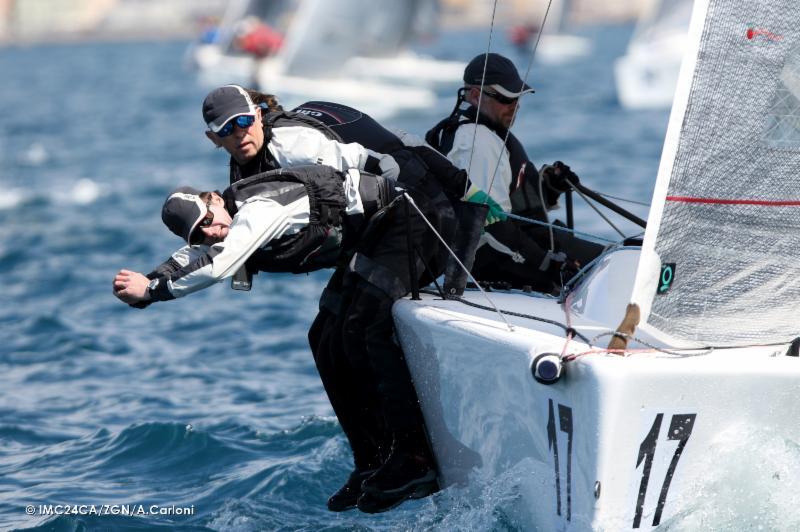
[629,0,693,50]
[545,0,570,35]
[631,0,800,346]
[278,0,420,77]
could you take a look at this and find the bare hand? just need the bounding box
[113,269,151,304]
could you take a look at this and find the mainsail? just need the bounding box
[278,0,421,77]
[632,0,800,345]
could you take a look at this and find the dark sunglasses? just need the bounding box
[216,114,256,137]
[482,89,518,105]
[190,200,214,245]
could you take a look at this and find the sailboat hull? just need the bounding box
[393,248,800,529]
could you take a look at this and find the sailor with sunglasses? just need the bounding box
[426,53,604,293]
[113,85,485,514]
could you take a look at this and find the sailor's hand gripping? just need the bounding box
[113,269,151,304]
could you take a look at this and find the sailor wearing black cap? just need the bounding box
[426,53,604,292]
[114,86,483,514]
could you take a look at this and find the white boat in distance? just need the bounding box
[614,0,693,109]
[256,0,463,119]
[535,0,592,65]
[395,0,800,528]
[186,0,294,87]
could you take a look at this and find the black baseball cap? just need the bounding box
[161,186,207,244]
[463,53,534,98]
[202,85,258,133]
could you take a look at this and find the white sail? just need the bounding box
[278,0,419,77]
[256,0,461,118]
[632,0,800,345]
[535,0,592,65]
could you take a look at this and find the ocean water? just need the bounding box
[1,26,673,531]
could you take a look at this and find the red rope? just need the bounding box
[666,195,800,206]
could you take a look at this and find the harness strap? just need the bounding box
[358,173,398,221]
[348,253,409,300]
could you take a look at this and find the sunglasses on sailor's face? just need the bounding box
[482,89,518,105]
[216,114,256,138]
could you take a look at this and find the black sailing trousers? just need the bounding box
[308,182,452,470]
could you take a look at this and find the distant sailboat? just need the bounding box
[614,0,693,109]
[535,0,592,64]
[255,0,463,118]
[186,0,294,87]
[509,0,591,65]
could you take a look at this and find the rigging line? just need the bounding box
[401,192,514,332]
[596,192,650,207]
[571,182,627,238]
[482,0,555,202]
[504,212,619,243]
[465,0,500,196]
[587,330,793,357]
[421,287,592,344]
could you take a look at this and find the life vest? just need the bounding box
[426,106,555,221]
[292,101,406,154]
[229,104,406,182]
[223,165,394,274]
[228,101,459,279]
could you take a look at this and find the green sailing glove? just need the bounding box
[464,185,508,225]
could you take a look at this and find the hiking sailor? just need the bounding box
[113,85,479,514]
[426,53,605,292]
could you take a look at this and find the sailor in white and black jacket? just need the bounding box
[114,86,471,514]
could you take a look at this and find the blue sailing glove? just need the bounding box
[464,185,507,225]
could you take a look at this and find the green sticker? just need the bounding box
[657,263,676,295]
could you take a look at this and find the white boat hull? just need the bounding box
[255,56,441,119]
[393,249,800,529]
[614,41,684,110]
[536,34,592,65]
[187,43,258,87]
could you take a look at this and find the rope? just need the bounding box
[483,0,555,201]
[400,191,514,332]
[570,182,627,238]
[597,192,650,207]
[465,0,500,196]
[503,212,620,244]
[561,331,793,362]
[422,287,592,344]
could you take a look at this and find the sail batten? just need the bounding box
[632,0,800,345]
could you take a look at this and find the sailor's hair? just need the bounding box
[244,89,283,113]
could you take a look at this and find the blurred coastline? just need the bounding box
[0,0,649,46]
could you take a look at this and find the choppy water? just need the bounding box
[1,25,678,531]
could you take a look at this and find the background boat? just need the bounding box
[535,0,593,65]
[185,0,296,87]
[614,0,693,109]
[254,0,464,118]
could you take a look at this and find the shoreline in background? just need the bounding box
[0,0,647,48]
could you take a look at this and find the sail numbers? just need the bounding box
[547,399,573,521]
[632,413,696,528]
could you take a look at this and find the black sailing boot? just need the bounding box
[327,468,377,512]
[356,432,439,513]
